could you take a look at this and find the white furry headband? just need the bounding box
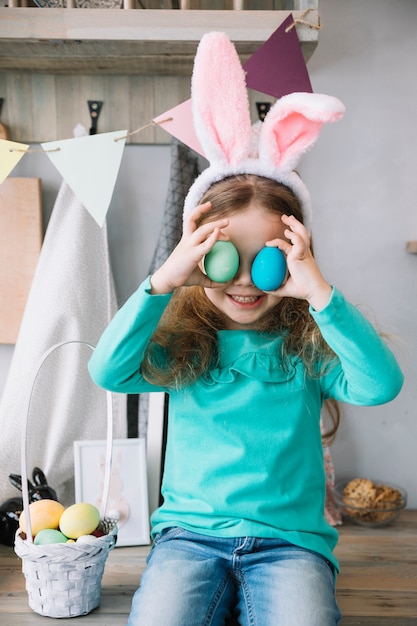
[183,32,345,231]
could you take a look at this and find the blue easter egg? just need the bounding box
[251,247,287,291]
[204,241,240,283]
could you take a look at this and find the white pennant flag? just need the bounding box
[41,130,127,227]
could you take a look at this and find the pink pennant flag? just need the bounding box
[243,13,313,98]
[154,101,205,157]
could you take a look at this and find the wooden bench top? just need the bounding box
[1,509,416,625]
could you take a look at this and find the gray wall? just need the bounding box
[304,0,417,505]
[1,0,416,505]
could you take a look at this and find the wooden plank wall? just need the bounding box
[0,72,271,144]
[0,1,317,143]
[0,73,189,144]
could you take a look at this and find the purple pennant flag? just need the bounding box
[243,13,313,98]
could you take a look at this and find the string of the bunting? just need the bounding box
[285,8,321,33]
[9,147,61,154]
[6,117,174,153]
[0,116,177,228]
[114,117,173,142]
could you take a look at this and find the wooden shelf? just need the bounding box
[0,8,319,75]
[0,6,319,143]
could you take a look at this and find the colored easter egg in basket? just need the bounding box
[251,247,287,292]
[204,241,239,283]
[76,534,99,544]
[34,528,69,545]
[59,503,100,539]
[19,499,65,537]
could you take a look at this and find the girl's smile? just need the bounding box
[227,294,265,306]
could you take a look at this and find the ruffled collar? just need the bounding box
[204,330,295,384]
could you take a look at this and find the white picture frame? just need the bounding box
[74,438,150,546]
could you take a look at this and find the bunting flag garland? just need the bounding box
[41,130,127,227]
[0,16,313,221]
[0,139,30,185]
[154,14,313,154]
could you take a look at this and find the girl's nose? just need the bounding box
[232,259,254,286]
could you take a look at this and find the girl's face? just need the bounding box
[202,204,287,330]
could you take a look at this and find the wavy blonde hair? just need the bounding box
[142,175,340,443]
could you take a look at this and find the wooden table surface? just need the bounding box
[1,509,416,625]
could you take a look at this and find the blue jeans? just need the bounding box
[127,527,342,626]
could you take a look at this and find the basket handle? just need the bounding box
[20,340,114,543]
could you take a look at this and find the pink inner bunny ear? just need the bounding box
[191,32,252,166]
[274,112,323,160]
[259,93,345,171]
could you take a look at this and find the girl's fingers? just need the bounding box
[281,214,310,244]
[265,237,292,256]
[196,227,222,257]
[281,213,304,229]
[183,202,212,235]
[284,229,302,248]
[265,216,309,253]
[184,202,229,246]
[195,220,229,245]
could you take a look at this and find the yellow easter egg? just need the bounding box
[19,499,65,537]
[59,503,100,539]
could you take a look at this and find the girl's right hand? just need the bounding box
[150,202,229,294]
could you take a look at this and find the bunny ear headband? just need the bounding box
[183,31,345,231]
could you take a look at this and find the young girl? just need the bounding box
[88,33,404,626]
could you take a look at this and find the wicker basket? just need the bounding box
[14,341,118,618]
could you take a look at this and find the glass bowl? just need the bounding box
[334,478,407,527]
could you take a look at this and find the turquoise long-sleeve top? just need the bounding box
[88,277,403,572]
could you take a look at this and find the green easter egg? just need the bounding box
[34,528,69,545]
[204,241,239,283]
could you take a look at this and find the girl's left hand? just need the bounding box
[266,214,332,312]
